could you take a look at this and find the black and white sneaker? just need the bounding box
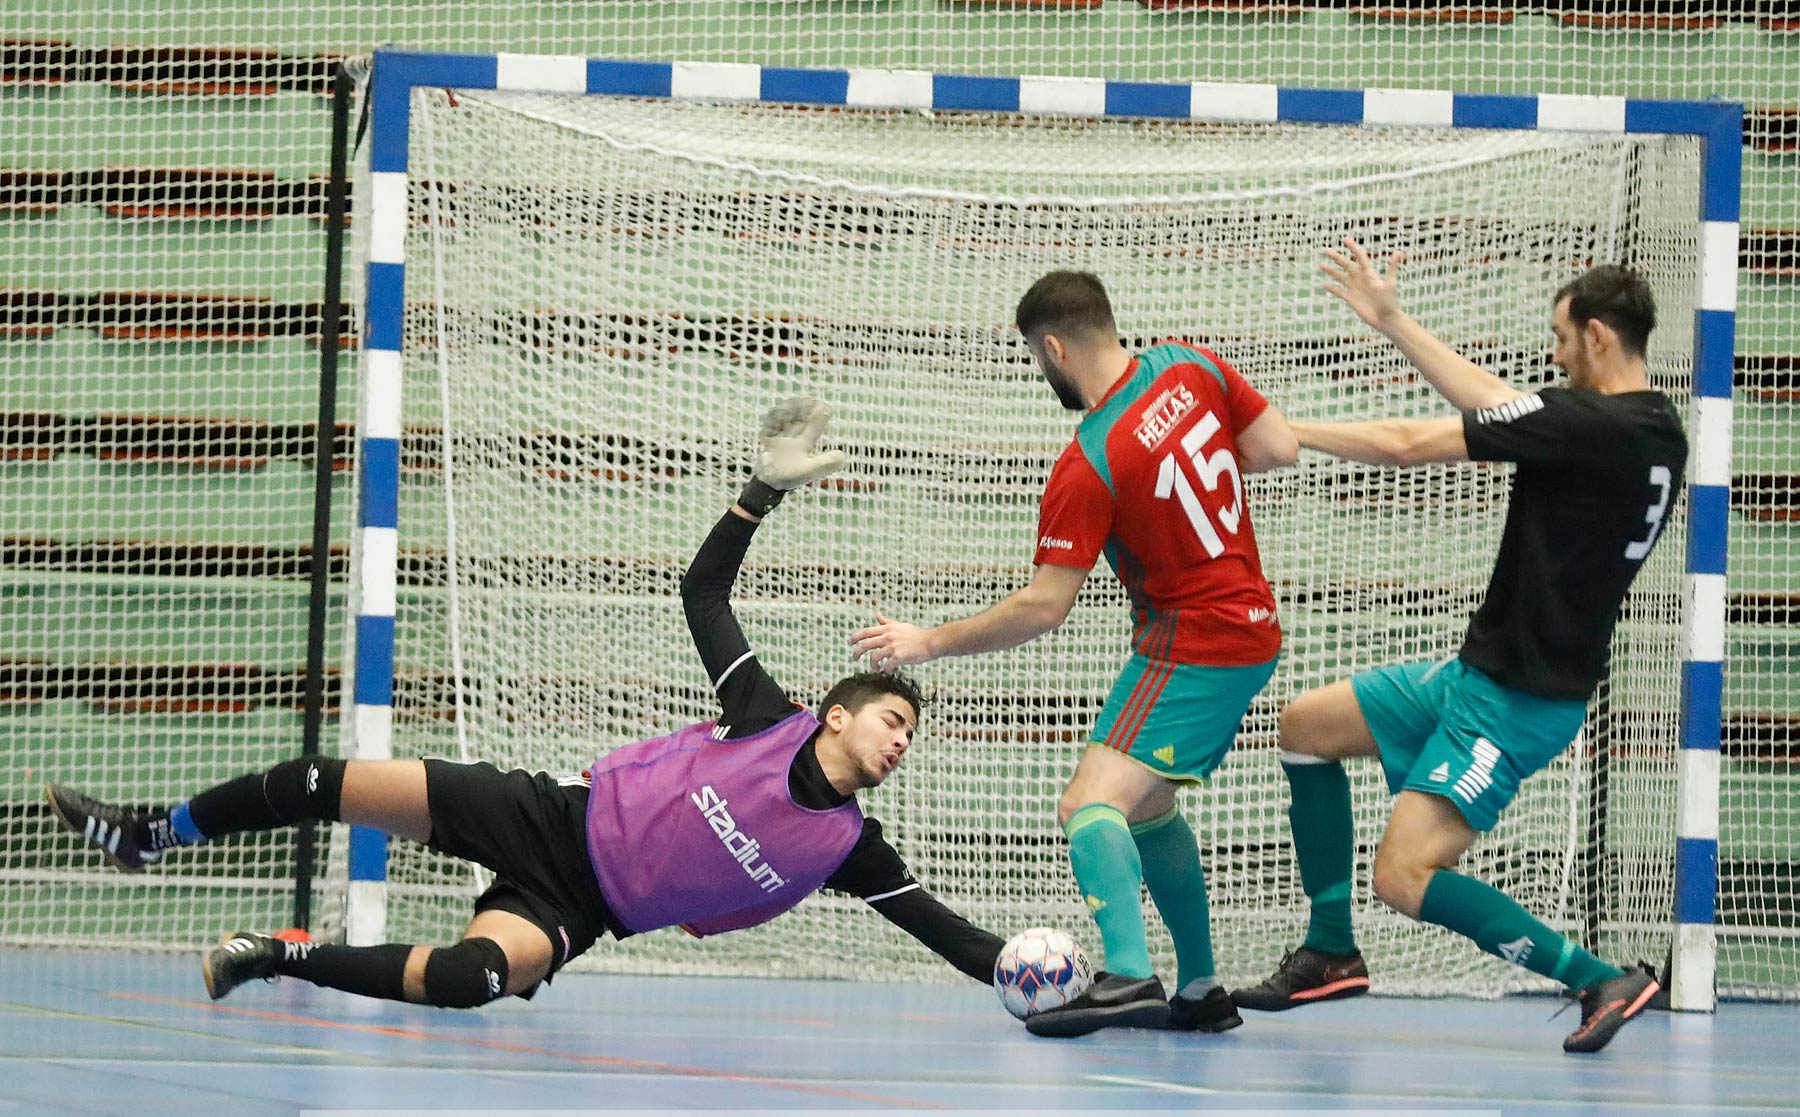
[203,931,279,1001]
[1563,963,1660,1053]
[1167,985,1243,1033]
[1025,972,1171,1038]
[44,783,163,873]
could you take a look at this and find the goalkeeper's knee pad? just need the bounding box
[422,937,509,1008]
[262,756,347,824]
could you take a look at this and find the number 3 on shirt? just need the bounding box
[1625,465,1673,560]
[1154,410,1244,559]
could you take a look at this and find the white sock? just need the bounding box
[1179,975,1221,1000]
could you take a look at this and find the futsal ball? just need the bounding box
[994,927,1093,1020]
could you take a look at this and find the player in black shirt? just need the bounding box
[1234,244,1687,1054]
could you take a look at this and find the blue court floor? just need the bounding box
[0,949,1794,1116]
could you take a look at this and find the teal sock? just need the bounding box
[1282,756,1358,955]
[1419,870,1624,991]
[1131,808,1214,991]
[1065,804,1153,980]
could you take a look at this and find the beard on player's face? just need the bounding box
[1550,298,1596,389]
[1040,353,1087,412]
[1027,333,1087,412]
[857,746,891,788]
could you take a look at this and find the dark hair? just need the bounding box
[1015,270,1117,342]
[1554,264,1656,358]
[820,671,924,722]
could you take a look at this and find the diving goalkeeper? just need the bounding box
[46,398,1004,1008]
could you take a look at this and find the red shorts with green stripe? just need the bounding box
[1090,653,1279,780]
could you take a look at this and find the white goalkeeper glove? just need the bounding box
[737,396,847,517]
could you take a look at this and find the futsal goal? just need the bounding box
[337,51,1737,1011]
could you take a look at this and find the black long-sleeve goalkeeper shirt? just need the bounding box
[678,508,1003,985]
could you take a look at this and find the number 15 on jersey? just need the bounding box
[1154,410,1243,559]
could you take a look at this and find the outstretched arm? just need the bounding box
[849,562,1088,671]
[681,509,793,733]
[826,819,1004,984]
[681,397,849,734]
[1235,402,1300,473]
[1323,237,1524,414]
[1291,415,1468,467]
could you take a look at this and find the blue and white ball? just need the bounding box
[994,927,1093,1020]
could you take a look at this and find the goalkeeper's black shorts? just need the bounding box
[422,759,617,984]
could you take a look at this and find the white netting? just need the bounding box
[5,1,1791,1003]
[358,89,1697,994]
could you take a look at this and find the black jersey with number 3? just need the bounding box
[1459,386,1689,701]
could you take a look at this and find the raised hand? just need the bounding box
[756,396,847,491]
[1320,236,1404,332]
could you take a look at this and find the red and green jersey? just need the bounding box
[1035,340,1281,667]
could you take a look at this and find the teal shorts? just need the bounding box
[1349,656,1588,832]
[1090,654,1278,781]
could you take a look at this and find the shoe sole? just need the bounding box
[1026,999,1172,1038]
[43,784,142,875]
[1232,976,1370,1013]
[200,932,238,1001]
[1168,1011,1243,1033]
[1563,980,1661,1053]
[201,949,221,1000]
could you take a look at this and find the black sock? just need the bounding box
[273,940,413,1002]
[148,757,348,850]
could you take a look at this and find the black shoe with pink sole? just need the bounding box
[1563,963,1660,1053]
[1231,946,1370,1012]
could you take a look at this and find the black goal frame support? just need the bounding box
[294,62,356,931]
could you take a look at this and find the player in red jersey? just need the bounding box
[852,271,1297,1036]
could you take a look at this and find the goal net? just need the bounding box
[355,86,1699,995]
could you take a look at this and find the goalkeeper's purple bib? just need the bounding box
[584,708,863,936]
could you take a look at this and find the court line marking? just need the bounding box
[1087,1073,1221,1095]
[753,1013,835,1028]
[104,990,947,1109]
[1090,1070,1797,1113]
[1,998,372,1062]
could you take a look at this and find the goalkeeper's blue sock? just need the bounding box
[1282,755,1359,956]
[134,799,207,853]
[1065,803,1153,980]
[1131,807,1215,992]
[1420,869,1623,991]
[138,757,348,851]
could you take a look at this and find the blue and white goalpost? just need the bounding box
[344,47,1736,1008]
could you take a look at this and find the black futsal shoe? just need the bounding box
[1167,985,1243,1032]
[1563,963,1660,1053]
[1025,971,1171,1038]
[203,931,280,1001]
[1231,946,1370,1012]
[44,783,163,873]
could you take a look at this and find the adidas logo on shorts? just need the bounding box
[1452,740,1501,804]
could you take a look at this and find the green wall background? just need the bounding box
[1,0,1793,995]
